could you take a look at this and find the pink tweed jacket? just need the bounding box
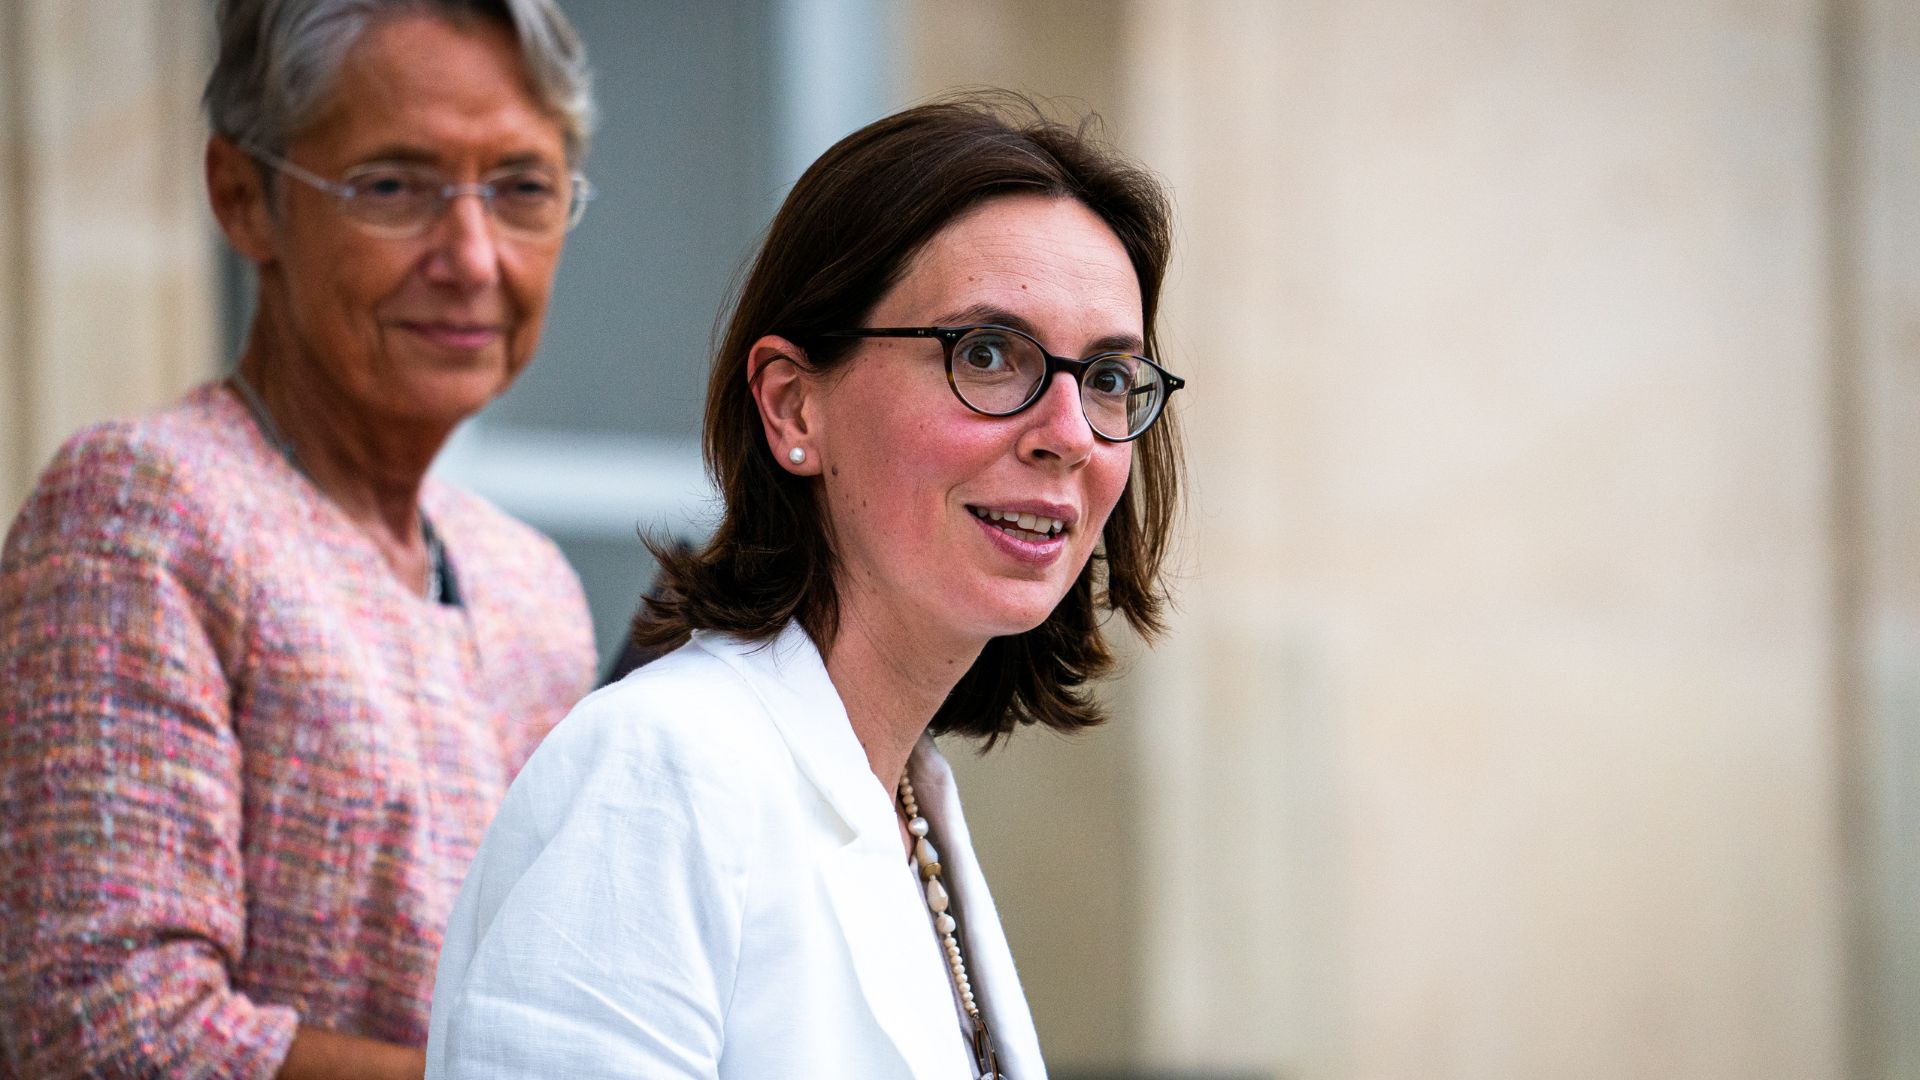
[0,384,597,1078]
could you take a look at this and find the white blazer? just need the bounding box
[425,621,1047,1079]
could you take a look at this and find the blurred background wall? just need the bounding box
[1,1,217,518]
[1,2,1914,1078]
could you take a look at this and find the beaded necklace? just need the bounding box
[898,774,1003,1079]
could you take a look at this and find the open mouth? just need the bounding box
[968,505,1066,543]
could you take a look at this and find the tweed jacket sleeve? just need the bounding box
[0,428,299,1079]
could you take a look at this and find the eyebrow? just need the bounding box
[934,302,1147,356]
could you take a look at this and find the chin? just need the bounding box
[968,591,1073,642]
[407,364,515,416]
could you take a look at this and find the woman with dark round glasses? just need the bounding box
[426,94,1188,1080]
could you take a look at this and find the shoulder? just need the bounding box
[4,385,255,572]
[522,638,785,805]
[450,637,792,948]
[26,384,247,505]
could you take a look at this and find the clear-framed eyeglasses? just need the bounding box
[817,324,1186,442]
[242,144,594,239]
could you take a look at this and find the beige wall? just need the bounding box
[916,1,1917,1078]
[0,1,217,518]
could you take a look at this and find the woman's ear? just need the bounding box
[747,335,822,476]
[206,135,276,266]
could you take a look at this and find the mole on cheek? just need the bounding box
[831,465,839,477]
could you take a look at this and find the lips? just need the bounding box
[398,321,503,350]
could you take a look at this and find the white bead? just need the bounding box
[935,913,956,935]
[925,878,949,914]
[907,816,930,838]
[915,836,939,866]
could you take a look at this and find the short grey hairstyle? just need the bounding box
[204,0,595,164]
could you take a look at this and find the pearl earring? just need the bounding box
[788,446,807,465]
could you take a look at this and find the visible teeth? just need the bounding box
[970,507,1066,538]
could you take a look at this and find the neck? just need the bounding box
[236,307,451,584]
[238,315,450,538]
[823,599,983,800]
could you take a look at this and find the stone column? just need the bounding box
[1838,0,1920,1073]
[0,1,217,517]
[1118,1,1909,1077]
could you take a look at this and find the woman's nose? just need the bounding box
[1018,371,1097,467]
[425,193,502,287]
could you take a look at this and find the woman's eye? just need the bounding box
[959,339,1011,371]
[1086,359,1135,397]
[353,171,428,200]
[496,173,558,203]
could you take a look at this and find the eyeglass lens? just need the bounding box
[949,327,1165,439]
[340,165,580,236]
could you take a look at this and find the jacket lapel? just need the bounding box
[819,842,975,1079]
[697,623,971,1079]
[912,740,1049,1079]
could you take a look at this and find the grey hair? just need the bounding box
[204,0,595,164]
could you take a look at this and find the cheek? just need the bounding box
[831,425,965,541]
[1087,446,1134,525]
[314,242,415,326]
[505,247,560,318]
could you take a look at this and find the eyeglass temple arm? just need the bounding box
[815,328,946,340]
[238,143,344,195]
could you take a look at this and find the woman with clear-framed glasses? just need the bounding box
[0,2,599,1077]
[426,94,1188,1080]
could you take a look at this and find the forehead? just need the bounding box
[891,194,1144,340]
[295,13,566,164]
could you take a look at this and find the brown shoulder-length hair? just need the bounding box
[632,92,1183,743]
